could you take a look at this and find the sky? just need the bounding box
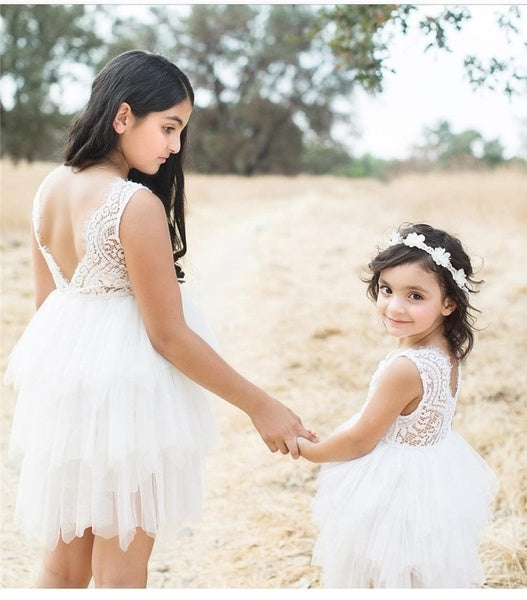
[345,3,527,160]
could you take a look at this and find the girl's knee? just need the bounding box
[92,530,154,589]
[36,532,93,588]
[93,565,148,588]
[36,562,92,588]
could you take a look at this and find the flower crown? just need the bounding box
[385,231,469,292]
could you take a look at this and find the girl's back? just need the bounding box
[6,164,220,552]
[36,166,120,283]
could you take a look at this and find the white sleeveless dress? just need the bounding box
[311,347,498,588]
[4,176,218,551]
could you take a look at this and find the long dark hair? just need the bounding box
[364,223,482,360]
[63,50,194,280]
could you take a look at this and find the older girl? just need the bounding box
[5,50,317,588]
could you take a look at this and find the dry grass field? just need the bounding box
[1,159,526,589]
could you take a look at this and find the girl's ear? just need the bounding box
[442,297,457,317]
[112,102,132,134]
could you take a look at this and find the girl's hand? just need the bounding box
[248,396,319,459]
[121,190,319,459]
[297,436,321,462]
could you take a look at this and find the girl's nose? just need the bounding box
[387,295,405,314]
[169,135,181,154]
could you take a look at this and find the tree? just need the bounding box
[482,139,505,167]
[463,6,527,96]
[144,4,357,175]
[300,141,354,176]
[130,4,526,174]
[190,98,303,175]
[0,4,104,162]
[412,120,507,169]
[316,4,526,96]
[1,4,523,170]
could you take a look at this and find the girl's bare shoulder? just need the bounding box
[37,164,72,193]
[120,186,167,234]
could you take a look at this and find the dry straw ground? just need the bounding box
[1,160,526,589]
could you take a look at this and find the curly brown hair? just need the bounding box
[364,223,482,360]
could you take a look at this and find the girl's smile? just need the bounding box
[385,316,412,326]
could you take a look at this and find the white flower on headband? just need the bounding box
[430,247,451,267]
[404,232,425,248]
[453,268,467,289]
[384,230,469,292]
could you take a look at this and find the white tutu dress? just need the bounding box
[312,347,498,588]
[4,177,218,551]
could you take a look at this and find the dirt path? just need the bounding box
[144,179,391,588]
[146,186,324,588]
[2,167,526,588]
[1,179,326,588]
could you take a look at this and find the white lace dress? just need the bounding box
[4,177,218,551]
[311,347,498,588]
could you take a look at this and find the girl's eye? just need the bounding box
[163,126,175,134]
[409,292,423,301]
[379,285,391,295]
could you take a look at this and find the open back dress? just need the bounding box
[4,176,218,551]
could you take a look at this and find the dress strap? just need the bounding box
[395,347,458,401]
[31,181,46,250]
[114,180,147,240]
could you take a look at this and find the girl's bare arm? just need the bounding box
[120,189,318,458]
[298,357,422,462]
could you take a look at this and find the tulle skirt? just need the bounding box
[4,286,219,551]
[312,418,499,588]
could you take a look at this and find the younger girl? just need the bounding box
[297,223,498,588]
[4,50,317,588]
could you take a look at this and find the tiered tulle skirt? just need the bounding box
[4,286,218,551]
[312,419,499,588]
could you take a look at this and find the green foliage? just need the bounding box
[482,139,506,167]
[0,4,105,161]
[464,6,527,96]
[93,6,172,68]
[412,120,507,169]
[317,4,525,97]
[0,4,523,174]
[300,141,354,175]
[189,98,303,175]
[315,4,469,93]
[149,4,355,174]
[347,154,392,179]
[301,120,515,180]
[300,142,390,180]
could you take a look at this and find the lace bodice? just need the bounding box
[33,178,145,296]
[366,347,459,447]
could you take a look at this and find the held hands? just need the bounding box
[248,395,319,459]
[296,436,320,462]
